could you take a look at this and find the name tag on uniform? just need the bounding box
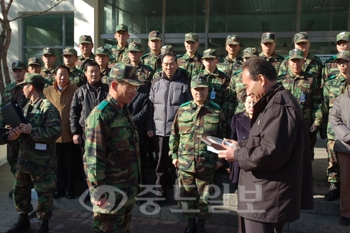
[300,91,305,103]
[210,88,216,99]
[35,143,47,151]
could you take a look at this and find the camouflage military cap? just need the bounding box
[294,32,309,44]
[12,60,26,70]
[226,35,240,45]
[95,46,110,56]
[127,42,143,52]
[261,32,276,43]
[289,48,304,60]
[28,57,41,66]
[243,47,258,58]
[108,63,144,86]
[185,32,198,42]
[62,48,78,56]
[116,24,128,32]
[43,47,56,56]
[161,45,174,55]
[149,30,161,40]
[79,35,93,44]
[336,31,350,43]
[191,75,208,88]
[336,51,350,61]
[17,73,44,86]
[202,48,218,59]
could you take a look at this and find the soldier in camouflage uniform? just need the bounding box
[198,49,233,134]
[62,48,85,87]
[177,32,203,78]
[109,24,130,64]
[95,46,111,84]
[278,32,323,88]
[6,73,61,233]
[84,64,143,233]
[259,32,284,72]
[277,49,322,160]
[0,61,28,197]
[229,47,259,114]
[76,35,95,71]
[27,57,42,74]
[127,42,154,88]
[141,30,162,71]
[322,32,350,86]
[170,76,226,233]
[323,51,350,202]
[40,47,56,85]
[217,35,243,78]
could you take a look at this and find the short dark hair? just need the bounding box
[242,57,276,82]
[54,65,70,74]
[30,80,45,93]
[83,60,100,72]
[161,52,177,63]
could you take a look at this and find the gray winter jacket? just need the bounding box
[330,89,350,143]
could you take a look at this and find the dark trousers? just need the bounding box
[56,142,74,193]
[155,136,176,196]
[240,217,285,233]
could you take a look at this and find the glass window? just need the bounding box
[22,14,74,66]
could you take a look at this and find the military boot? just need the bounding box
[36,220,49,233]
[184,218,196,233]
[325,183,340,201]
[196,219,206,233]
[6,213,30,233]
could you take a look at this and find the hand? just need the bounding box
[226,168,231,174]
[310,124,319,133]
[320,127,327,140]
[19,123,32,134]
[215,161,223,170]
[7,127,22,141]
[73,134,81,145]
[5,125,11,129]
[172,159,179,168]
[147,130,154,138]
[217,142,236,162]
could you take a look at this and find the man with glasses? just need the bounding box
[84,64,143,233]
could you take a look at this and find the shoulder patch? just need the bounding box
[97,100,109,110]
[209,101,221,110]
[180,101,191,108]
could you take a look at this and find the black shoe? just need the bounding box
[36,220,48,233]
[8,189,13,198]
[184,218,196,233]
[196,219,206,233]
[340,216,350,226]
[6,213,31,233]
[66,191,74,199]
[325,183,340,201]
[53,190,64,199]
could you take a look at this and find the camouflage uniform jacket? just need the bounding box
[322,55,338,86]
[217,56,243,78]
[199,69,233,133]
[40,66,55,85]
[141,51,161,71]
[134,63,154,88]
[70,67,85,87]
[110,43,130,64]
[177,52,203,78]
[277,71,322,127]
[0,82,27,127]
[100,67,111,84]
[323,73,349,140]
[278,53,323,88]
[84,94,141,213]
[169,100,226,173]
[259,52,284,73]
[76,53,95,71]
[229,70,245,113]
[17,96,61,175]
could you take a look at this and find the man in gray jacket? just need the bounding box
[149,52,192,203]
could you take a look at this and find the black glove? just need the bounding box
[310,124,319,133]
[320,127,327,140]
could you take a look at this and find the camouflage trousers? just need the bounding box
[7,140,20,176]
[92,203,135,233]
[178,170,214,219]
[13,171,56,220]
[326,139,340,183]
